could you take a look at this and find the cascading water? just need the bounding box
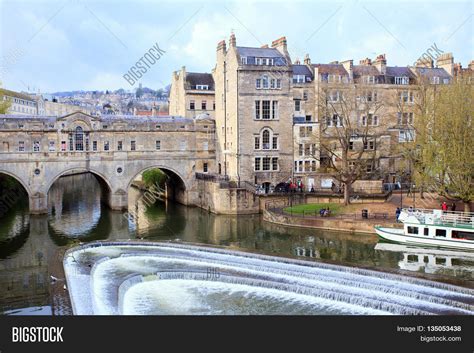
[63,242,474,315]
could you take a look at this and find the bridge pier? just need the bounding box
[108,189,129,211]
[29,193,48,215]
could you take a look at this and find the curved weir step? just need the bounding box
[63,242,474,315]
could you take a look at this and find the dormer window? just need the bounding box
[328,75,342,83]
[196,85,209,90]
[363,76,376,84]
[430,76,440,84]
[241,57,247,65]
[256,57,274,66]
[293,75,305,83]
[395,76,409,85]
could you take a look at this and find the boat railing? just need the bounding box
[401,208,474,228]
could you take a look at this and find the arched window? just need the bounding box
[75,126,84,151]
[262,129,270,149]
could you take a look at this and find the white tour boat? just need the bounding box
[375,208,474,251]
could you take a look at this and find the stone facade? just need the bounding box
[170,33,473,192]
[0,112,215,213]
[169,66,215,119]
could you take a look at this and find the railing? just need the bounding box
[267,205,395,221]
[195,172,229,182]
[402,208,474,228]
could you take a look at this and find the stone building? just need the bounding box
[0,89,37,115]
[213,34,294,192]
[168,66,215,119]
[167,34,474,192]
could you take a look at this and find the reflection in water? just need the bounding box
[0,173,473,315]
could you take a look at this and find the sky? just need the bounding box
[0,0,473,93]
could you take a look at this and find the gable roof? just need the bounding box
[185,72,215,90]
[236,46,284,58]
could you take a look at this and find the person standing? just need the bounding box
[441,201,448,213]
[395,207,401,222]
[451,202,456,212]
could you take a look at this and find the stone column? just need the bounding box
[29,192,48,215]
[109,189,128,211]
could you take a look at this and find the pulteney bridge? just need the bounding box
[0,112,215,213]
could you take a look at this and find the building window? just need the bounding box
[75,126,84,151]
[61,140,66,151]
[270,78,276,89]
[276,79,281,88]
[201,100,207,110]
[363,139,375,150]
[395,76,409,85]
[327,114,343,127]
[18,141,25,152]
[407,226,419,234]
[256,78,261,89]
[272,157,278,171]
[293,75,305,83]
[397,112,414,125]
[156,140,161,150]
[294,100,301,112]
[362,114,378,126]
[349,141,354,150]
[262,100,271,119]
[255,101,261,119]
[196,85,209,90]
[435,229,446,237]
[104,141,110,151]
[430,76,440,84]
[92,141,97,151]
[131,140,136,151]
[299,144,303,156]
[33,141,40,152]
[203,162,208,173]
[262,157,271,171]
[254,136,260,150]
[299,126,313,137]
[190,100,195,110]
[272,101,278,119]
[262,75,269,89]
[328,90,340,102]
[399,90,414,103]
[255,157,261,171]
[49,141,55,152]
[117,141,123,151]
[328,74,342,83]
[272,136,278,149]
[241,57,247,65]
[262,130,270,149]
[202,141,208,151]
[366,162,373,173]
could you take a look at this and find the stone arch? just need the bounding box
[126,165,189,191]
[0,169,32,198]
[46,167,113,195]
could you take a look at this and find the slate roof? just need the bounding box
[185,73,215,90]
[385,66,415,78]
[414,67,451,79]
[313,64,349,76]
[237,46,284,58]
[292,64,313,78]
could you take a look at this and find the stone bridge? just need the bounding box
[0,112,216,213]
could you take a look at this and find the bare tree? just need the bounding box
[315,82,389,204]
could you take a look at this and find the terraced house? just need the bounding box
[170,34,473,193]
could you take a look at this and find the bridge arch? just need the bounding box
[46,167,113,196]
[126,165,188,191]
[0,170,32,198]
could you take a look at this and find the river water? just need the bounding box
[0,173,473,315]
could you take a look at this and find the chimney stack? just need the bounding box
[229,32,236,47]
[216,39,226,52]
[294,57,300,65]
[374,54,386,74]
[304,54,311,65]
[436,53,454,76]
[359,58,372,66]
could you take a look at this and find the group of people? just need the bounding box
[319,207,332,217]
[441,201,456,212]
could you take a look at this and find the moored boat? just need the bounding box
[375,208,474,251]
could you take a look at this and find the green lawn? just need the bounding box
[283,203,343,215]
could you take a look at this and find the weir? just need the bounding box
[64,242,474,315]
